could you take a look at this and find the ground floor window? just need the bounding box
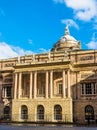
[3,106,10,119]
[37,105,44,120]
[54,105,62,120]
[85,105,94,120]
[21,105,28,119]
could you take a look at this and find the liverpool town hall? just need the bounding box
[0,26,97,124]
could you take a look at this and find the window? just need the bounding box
[81,83,96,95]
[58,83,62,94]
[3,106,10,119]
[2,86,12,98]
[85,105,94,120]
[54,105,62,120]
[6,86,11,97]
[86,83,92,94]
[21,105,28,119]
[37,105,44,120]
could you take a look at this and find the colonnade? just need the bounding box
[14,70,71,99]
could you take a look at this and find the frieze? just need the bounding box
[81,74,95,79]
[4,63,15,67]
[80,56,93,61]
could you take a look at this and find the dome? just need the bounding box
[60,35,77,42]
[51,26,81,52]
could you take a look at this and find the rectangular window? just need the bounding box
[81,83,96,95]
[58,83,62,94]
[6,86,11,97]
[85,83,92,94]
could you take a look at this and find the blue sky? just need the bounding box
[0,0,97,59]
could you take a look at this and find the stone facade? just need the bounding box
[0,26,97,123]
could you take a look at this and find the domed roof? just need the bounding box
[60,26,77,42]
[51,26,81,52]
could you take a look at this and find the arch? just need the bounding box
[21,105,28,119]
[37,105,44,120]
[3,106,10,119]
[54,105,62,120]
[85,105,94,120]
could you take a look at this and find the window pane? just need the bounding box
[58,83,62,94]
[85,83,92,94]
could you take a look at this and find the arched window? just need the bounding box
[37,105,44,120]
[21,105,28,119]
[4,106,10,119]
[54,105,62,120]
[85,105,94,120]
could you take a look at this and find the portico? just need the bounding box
[14,69,71,99]
[12,61,73,122]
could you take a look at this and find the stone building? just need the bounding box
[0,26,97,123]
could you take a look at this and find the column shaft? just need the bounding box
[18,72,22,99]
[45,71,48,98]
[63,70,66,98]
[30,72,33,99]
[34,71,37,99]
[14,73,18,99]
[67,70,71,98]
[50,70,53,98]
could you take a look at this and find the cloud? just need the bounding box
[86,33,97,49]
[0,42,33,59]
[53,0,97,22]
[0,42,50,59]
[61,19,79,29]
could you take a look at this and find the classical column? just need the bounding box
[45,71,48,98]
[67,70,71,98]
[30,72,33,99]
[34,71,37,99]
[63,70,66,98]
[14,73,18,99]
[18,72,22,99]
[50,70,53,98]
[5,87,7,98]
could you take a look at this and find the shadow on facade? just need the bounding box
[72,71,97,125]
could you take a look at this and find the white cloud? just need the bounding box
[53,0,97,21]
[0,42,33,59]
[65,0,97,21]
[86,33,97,49]
[0,42,50,59]
[61,19,79,29]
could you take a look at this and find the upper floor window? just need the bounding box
[2,86,12,98]
[57,83,62,94]
[81,83,96,95]
[6,86,11,97]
